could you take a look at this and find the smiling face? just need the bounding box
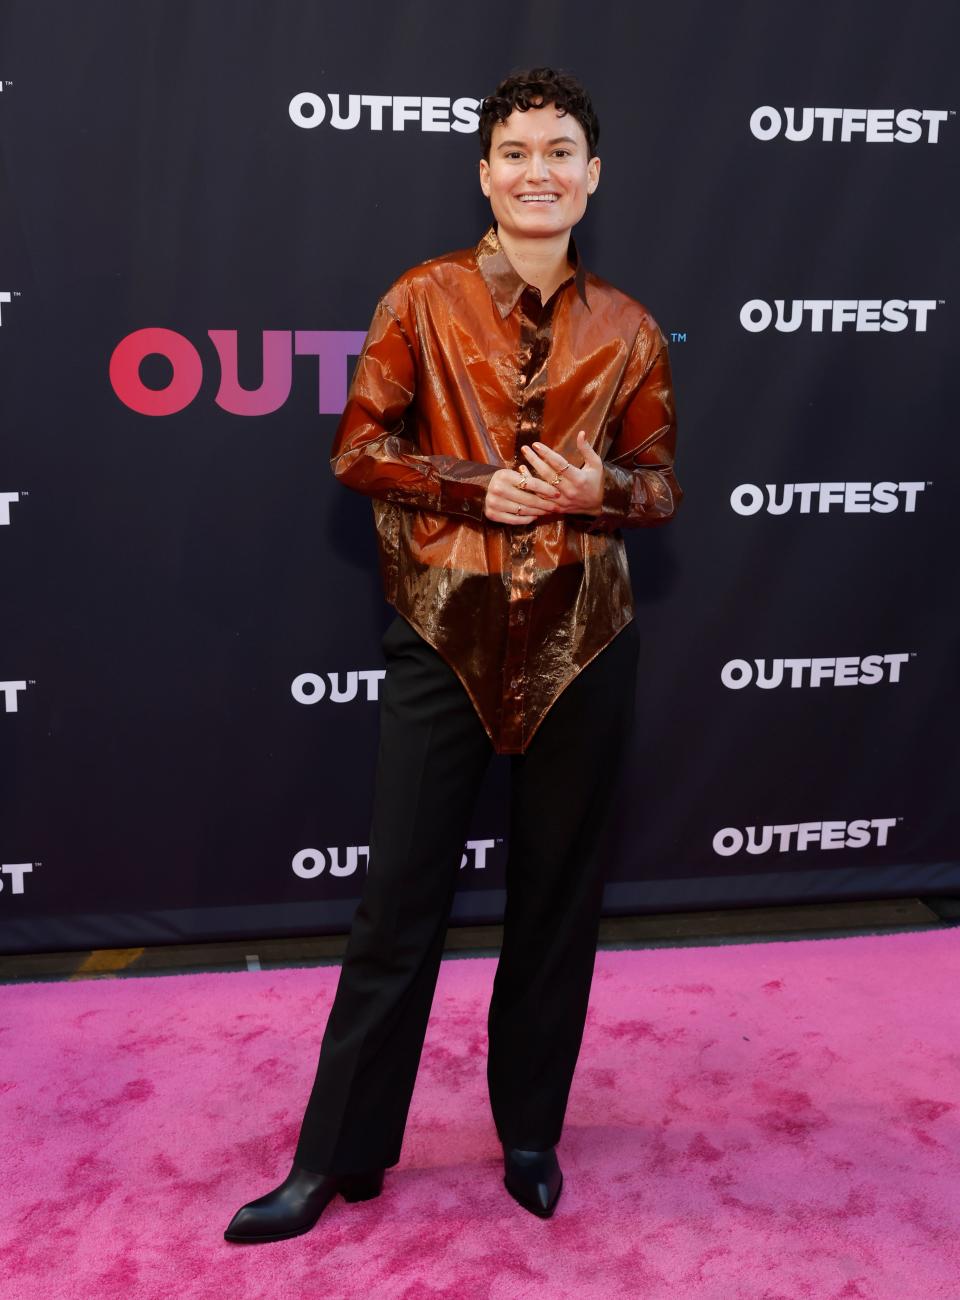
[478,102,600,241]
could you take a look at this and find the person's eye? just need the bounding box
[507,152,523,160]
[553,150,571,157]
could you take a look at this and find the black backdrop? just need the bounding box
[1,1,957,955]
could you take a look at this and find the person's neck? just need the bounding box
[495,222,573,302]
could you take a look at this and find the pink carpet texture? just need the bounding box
[1,928,958,1300]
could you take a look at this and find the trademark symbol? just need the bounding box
[28,679,36,685]
[910,652,917,657]
[20,489,29,496]
[13,290,21,297]
[897,817,903,822]
[938,300,945,305]
[927,481,933,486]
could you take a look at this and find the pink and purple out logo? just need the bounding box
[108,329,367,415]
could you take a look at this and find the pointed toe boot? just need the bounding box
[502,1145,563,1218]
[224,1162,385,1244]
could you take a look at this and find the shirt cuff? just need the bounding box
[581,461,633,533]
[438,462,501,521]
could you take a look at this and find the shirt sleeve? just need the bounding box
[330,295,500,522]
[579,332,683,535]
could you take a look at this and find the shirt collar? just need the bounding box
[475,224,590,318]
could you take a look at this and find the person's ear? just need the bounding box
[587,156,601,194]
[479,157,490,197]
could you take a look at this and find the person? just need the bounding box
[225,65,682,1245]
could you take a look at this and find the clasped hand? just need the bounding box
[483,431,604,525]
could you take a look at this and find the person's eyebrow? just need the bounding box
[496,136,579,150]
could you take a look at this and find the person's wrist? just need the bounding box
[585,471,606,514]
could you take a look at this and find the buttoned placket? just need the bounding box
[500,280,565,752]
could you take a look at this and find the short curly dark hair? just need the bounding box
[478,67,599,161]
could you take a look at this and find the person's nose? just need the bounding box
[524,151,550,183]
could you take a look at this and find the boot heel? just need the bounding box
[339,1169,384,1202]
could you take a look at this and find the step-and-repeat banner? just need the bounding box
[1,2,957,954]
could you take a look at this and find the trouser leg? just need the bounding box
[487,620,641,1149]
[294,614,493,1175]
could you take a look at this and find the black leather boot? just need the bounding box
[224,1161,385,1244]
[502,1144,563,1218]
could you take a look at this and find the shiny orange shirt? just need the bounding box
[331,224,683,754]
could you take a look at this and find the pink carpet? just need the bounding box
[1,929,958,1299]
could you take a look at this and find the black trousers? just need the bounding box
[294,611,641,1175]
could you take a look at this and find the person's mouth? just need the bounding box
[515,192,560,204]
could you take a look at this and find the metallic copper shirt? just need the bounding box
[331,224,683,754]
